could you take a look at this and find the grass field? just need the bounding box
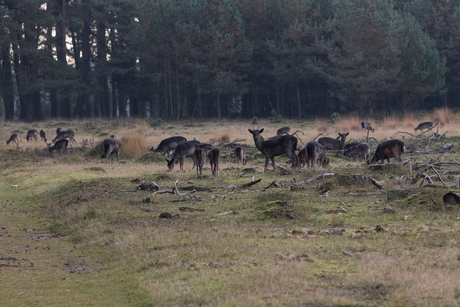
[1,114,460,306]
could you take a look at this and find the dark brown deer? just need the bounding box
[166,140,205,171]
[100,138,121,164]
[370,140,404,164]
[153,136,187,156]
[208,147,221,176]
[277,126,290,136]
[234,146,246,166]
[53,130,76,144]
[6,133,19,147]
[297,147,307,167]
[48,139,69,156]
[305,141,329,168]
[361,121,374,132]
[248,128,298,172]
[26,129,38,142]
[344,143,370,162]
[318,132,349,150]
[40,129,47,142]
[414,121,433,132]
[343,142,360,151]
[193,143,208,175]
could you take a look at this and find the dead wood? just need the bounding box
[179,207,205,212]
[140,207,162,213]
[295,173,334,186]
[240,178,262,188]
[263,181,281,190]
[313,131,325,141]
[159,212,180,219]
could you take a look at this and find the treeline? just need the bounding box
[0,0,459,121]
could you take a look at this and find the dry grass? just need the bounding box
[431,107,455,126]
[120,133,148,159]
[315,118,329,132]
[5,115,460,306]
[334,115,362,132]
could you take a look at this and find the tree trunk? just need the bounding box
[97,20,110,117]
[296,83,302,119]
[1,40,15,120]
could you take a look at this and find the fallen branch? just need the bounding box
[295,173,334,186]
[240,178,262,188]
[313,131,325,141]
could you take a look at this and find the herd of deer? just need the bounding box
[5,120,433,173]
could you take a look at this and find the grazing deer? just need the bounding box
[6,133,19,147]
[153,136,187,157]
[297,147,307,167]
[277,126,290,136]
[48,139,69,156]
[166,140,205,171]
[370,140,404,164]
[26,129,38,142]
[100,138,121,164]
[248,128,298,172]
[53,130,76,144]
[305,141,329,168]
[344,143,370,162]
[343,142,360,151]
[318,132,349,150]
[361,121,374,132]
[208,147,220,176]
[414,121,433,132]
[40,129,47,142]
[234,146,246,166]
[56,127,61,135]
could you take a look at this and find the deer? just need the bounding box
[208,147,220,176]
[344,143,370,162]
[100,138,121,164]
[318,132,349,150]
[26,129,38,142]
[48,139,69,156]
[6,133,19,147]
[193,143,208,175]
[166,140,209,171]
[53,130,76,144]
[297,147,307,167]
[234,146,246,166]
[248,128,298,172]
[153,136,187,157]
[305,141,329,168]
[40,129,47,142]
[277,126,290,136]
[414,121,433,132]
[370,139,404,164]
[361,121,374,132]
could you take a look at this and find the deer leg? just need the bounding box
[271,157,276,171]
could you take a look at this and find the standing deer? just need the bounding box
[26,129,38,142]
[208,147,221,176]
[344,143,370,162]
[53,130,76,144]
[318,132,349,150]
[166,140,207,171]
[305,141,329,168]
[234,146,246,166]
[100,138,121,164]
[297,147,308,167]
[370,139,404,164]
[277,126,290,136]
[361,121,374,132]
[48,139,69,156]
[193,143,207,175]
[6,133,19,147]
[153,136,187,157]
[248,128,298,172]
[40,129,47,142]
[414,121,433,132]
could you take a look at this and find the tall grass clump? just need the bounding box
[334,115,361,132]
[315,118,329,132]
[432,107,453,126]
[120,133,147,159]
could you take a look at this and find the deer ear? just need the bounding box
[248,129,253,133]
[346,132,349,136]
[259,128,264,133]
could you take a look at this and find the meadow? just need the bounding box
[1,110,460,306]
